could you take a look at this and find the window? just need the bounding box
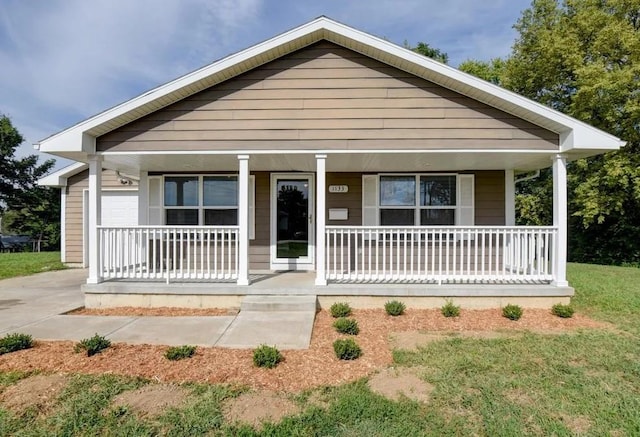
[365,174,473,227]
[162,175,255,237]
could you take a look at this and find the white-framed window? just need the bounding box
[148,174,255,238]
[363,173,474,226]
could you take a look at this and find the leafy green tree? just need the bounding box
[503,0,640,264]
[0,114,59,250]
[404,40,449,64]
[458,58,506,85]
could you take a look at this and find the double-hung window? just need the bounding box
[160,174,254,237]
[364,173,474,227]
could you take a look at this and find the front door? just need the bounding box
[270,173,314,270]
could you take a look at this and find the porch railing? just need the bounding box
[325,226,557,283]
[97,226,239,282]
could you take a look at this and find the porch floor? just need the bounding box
[83,271,574,309]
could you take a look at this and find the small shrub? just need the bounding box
[165,345,196,361]
[551,304,575,318]
[330,302,352,318]
[75,334,111,356]
[441,300,461,318]
[502,304,523,321]
[384,300,406,316]
[333,338,362,360]
[0,333,34,355]
[333,318,360,335]
[253,344,283,368]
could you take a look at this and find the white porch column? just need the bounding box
[552,154,569,287]
[138,171,148,225]
[315,154,327,286]
[237,155,250,285]
[505,169,516,226]
[87,154,102,284]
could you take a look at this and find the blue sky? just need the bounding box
[0,0,531,171]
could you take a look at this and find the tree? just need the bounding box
[502,0,640,265]
[0,114,59,250]
[404,40,449,64]
[458,58,506,85]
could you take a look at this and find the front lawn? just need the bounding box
[0,252,65,280]
[0,263,639,435]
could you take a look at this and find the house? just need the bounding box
[37,17,623,309]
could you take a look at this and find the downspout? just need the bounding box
[514,170,540,184]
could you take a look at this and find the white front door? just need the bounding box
[270,173,314,270]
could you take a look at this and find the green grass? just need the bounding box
[1,263,639,435]
[0,252,65,280]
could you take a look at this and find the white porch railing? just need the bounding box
[325,226,557,283]
[97,226,239,282]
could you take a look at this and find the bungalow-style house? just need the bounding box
[38,17,623,309]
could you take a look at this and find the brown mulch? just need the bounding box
[0,309,609,392]
[68,306,238,316]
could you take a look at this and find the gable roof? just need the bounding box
[37,162,87,187]
[36,16,624,161]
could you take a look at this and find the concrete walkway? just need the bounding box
[0,269,315,349]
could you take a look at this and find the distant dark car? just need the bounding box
[0,235,32,252]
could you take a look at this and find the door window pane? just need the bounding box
[276,179,309,258]
[164,177,198,206]
[204,209,238,225]
[420,176,456,206]
[380,209,415,225]
[166,209,198,225]
[420,209,455,225]
[204,176,237,206]
[380,176,415,206]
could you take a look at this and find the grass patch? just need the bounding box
[0,252,65,280]
[569,263,640,334]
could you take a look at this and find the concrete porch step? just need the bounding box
[240,295,318,312]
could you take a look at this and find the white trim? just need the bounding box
[237,155,250,285]
[60,188,66,262]
[315,155,327,285]
[270,173,315,270]
[552,155,568,287]
[101,149,561,156]
[87,155,102,284]
[505,170,516,226]
[138,171,148,225]
[38,162,87,187]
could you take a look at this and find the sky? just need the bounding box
[0,0,532,172]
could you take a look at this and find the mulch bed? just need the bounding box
[0,309,608,392]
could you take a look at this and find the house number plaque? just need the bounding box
[328,185,349,193]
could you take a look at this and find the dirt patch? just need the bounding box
[112,384,189,417]
[0,374,69,414]
[558,413,592,434]
[503,388,536,407]
[0,309,609,392]
[368,367,433,402]
[68,306,238,316]
[223,391,300,428]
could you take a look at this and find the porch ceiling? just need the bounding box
[100,150,563,174]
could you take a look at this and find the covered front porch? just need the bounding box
[84,150,570,290]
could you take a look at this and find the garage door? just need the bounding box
[101,191,138,226]
[83,190,138,266]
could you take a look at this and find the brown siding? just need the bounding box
[249,172,270,270]
[65,170,138,264]
[473,171,505,225]
[326,173,362,226]
[97,42,558,152]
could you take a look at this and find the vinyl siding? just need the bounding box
[65,170,138,264]
[97,41,558,152]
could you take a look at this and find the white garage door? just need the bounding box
[101,191,139,226]
[83,190,138,266]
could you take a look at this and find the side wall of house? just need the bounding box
[64,170,138,264]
